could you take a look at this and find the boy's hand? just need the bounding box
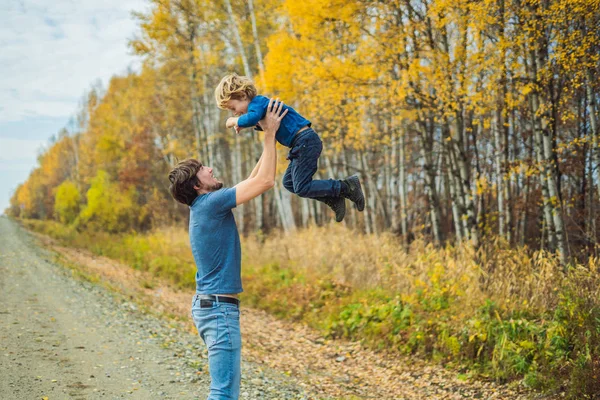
[234,125,241,135]
[258,98,287,136]
[226,117,238,129]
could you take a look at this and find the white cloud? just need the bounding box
[0,0,147,122]
[0,138,47,162]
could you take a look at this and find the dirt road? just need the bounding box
[0,216,306,400]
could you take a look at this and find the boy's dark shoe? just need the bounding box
[341,175,365,211]
[317,196,346,222]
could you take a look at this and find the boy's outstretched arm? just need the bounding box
[226,110,261,131]
[226,117,242,134]
[237,97,270,128]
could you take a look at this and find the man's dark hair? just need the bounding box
[168,159,202,206]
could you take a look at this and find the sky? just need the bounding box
[0,0,147,213]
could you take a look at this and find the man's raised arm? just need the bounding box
[235,99,287,206]
[246,153,263,180]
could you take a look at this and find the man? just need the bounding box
[168,99,287,399]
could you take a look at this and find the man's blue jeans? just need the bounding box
[283,128,341,198]
[191,295,241,400]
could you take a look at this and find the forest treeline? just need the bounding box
[8,0,600,263]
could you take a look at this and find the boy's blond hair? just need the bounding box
[215,73,258,109]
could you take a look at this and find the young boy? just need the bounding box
[214,73,364,222]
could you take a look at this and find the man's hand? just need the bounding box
[234,98,286,206]
[258,98,287,136]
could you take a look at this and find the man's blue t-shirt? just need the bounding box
[237,95,311,147]
[189,187,242,294]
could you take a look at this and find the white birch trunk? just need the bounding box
[399,130,409,241]
[586,70,600,202]
[224,0,252,79]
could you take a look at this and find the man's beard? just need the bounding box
[206,181,223,191]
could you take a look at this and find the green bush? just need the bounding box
[78,170,138,233]
[54,180,81,224]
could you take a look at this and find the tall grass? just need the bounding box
[21,219,600,398]
[22,219,196,288]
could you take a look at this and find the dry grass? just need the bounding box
[243,225,569,316]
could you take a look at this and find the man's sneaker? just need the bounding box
[341,175,365,211]
[317,196,346,222]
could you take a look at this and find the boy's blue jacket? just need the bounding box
[237,95,311,147]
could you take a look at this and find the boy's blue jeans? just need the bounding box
[283,128,341,198]
[191,295,241,400]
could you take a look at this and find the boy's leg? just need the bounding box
[290,134,341,198]
[282,163,295,193]
[285,146,347,220]
[191,298,241,400]
[287,131,346,221]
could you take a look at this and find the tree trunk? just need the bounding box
[586,70,600,202]
[342,149,357,228]
[224,0,252,78]
[587,139,597,249]
[451,114,478,245]
[536,54,567,264]
[274,181,296,233]
[417,120,443,246]
[360,150,377,235]
[301,198,310,227]
[494,0,512,244]
[399,130,409,242]
[445,147,463,244]
[187,28,206,163]
[526,21,566,263]
[247,0,264,79]
[520,132,534,247]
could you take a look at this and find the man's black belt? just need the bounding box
[198,295,240,307]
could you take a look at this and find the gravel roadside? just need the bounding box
[0,216,307,400]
